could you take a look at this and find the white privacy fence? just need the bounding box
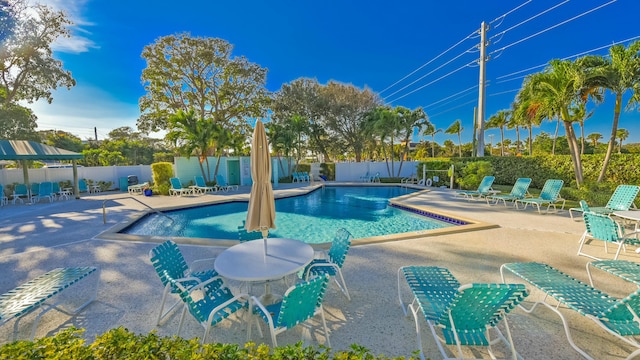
[0,160,425,189]
[0,165,152,191]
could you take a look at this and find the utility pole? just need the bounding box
[94,127,98,142]
[476,21,488,157]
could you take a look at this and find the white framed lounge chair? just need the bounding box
[514,179,565,214]
[215,174,238,191]
[194,175,217,194]
[569,184,639,221]
[486,178,532,206]
[455,175,495,200]
[169,177,193,196]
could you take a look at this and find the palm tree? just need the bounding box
[396,107,429,176]
[166,109,221,182]
[423,122,441,157]
[511,83,545,155]
[617,128,629,153]
[486,110,509,156]
[569,103,594,155]
[445,119,463,157]
[586,132,602,149]
[595,40,640,182]
[523,58,600,186]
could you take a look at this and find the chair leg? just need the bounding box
[318,305,331,348]
[334,269,351,301]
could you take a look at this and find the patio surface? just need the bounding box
[1,183,638,359]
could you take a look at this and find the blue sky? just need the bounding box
[28,0,640,145]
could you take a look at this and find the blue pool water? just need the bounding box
[120,186,458,243]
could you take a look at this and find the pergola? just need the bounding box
[0,140,84,198]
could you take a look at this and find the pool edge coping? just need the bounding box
[96,183,498,247]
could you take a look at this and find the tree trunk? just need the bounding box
[515,126,521,153]
[580,121,585,155]
[457,133,462,157]
[597,93,622,182]
[528,126,533,155]
[562,116,583,186]
[552,118,560,155]
[431,137,436,158]
[500,127,505,156]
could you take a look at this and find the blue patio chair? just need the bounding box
[359,171,370,182]
[169,177,193,196]
[369,172,380,183]
[455,175,495,200]
[194,175,217,194]
[514,179,565,214]
[11,183,29,204]
[249,274,331,347]
[486,177,532,206]
[399,266,529,360]
[0,184,8,206]
[31,181,54,203]
[569,184,640,220]
[78,179,88,193]
[30,182,39,200]
[577,203,640,260]
[302,228,353,301]
[173,276,248,344]
[149,240,220,325]
[216,174,238,191]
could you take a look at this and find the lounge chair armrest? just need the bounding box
[189,256,219,271]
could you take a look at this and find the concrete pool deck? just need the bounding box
[1,183,638,359]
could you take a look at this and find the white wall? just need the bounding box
[335,161,420,181]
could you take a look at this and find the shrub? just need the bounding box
[0,327,418,360]
[456,161,493,190]
[151,162,173,195]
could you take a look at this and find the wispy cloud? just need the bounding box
[30,0,97,53]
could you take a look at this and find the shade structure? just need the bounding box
[245,119,276,245]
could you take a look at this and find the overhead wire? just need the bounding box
[488,0,618,57]
[383,44,478,101]
[379,30,478,96]
[488,0,571,43]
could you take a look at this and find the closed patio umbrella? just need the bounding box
[245,119,276,258]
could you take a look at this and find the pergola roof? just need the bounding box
[0,140,83,161]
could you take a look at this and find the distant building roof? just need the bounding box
[0,140,83,161]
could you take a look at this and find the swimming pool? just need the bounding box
[119,186,465,243]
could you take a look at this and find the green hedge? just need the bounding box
[420,154,640,190]
[0,327,417,360]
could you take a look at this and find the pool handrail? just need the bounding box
[102,196,174,224]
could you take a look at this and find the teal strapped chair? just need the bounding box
[485,177,532,207]
[216,174,238,191]
[169,177,193,196]
[569,184,640,220]
[455,175,495,200]
[11,183,29,204]
[501,262,640,360]
[514,179,565,214]
[398,266,529,360]
[31,181,54,203]
[302,228,353,301]
[194,175,217,194]
[0,184,8,206]
[249,274,331,347]
[172,276,248,344]
[149,240,219,325]
[577,201,640,260]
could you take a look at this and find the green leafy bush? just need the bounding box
[456,161,493,190]
[0,327,418,360]
[151,162,173,195]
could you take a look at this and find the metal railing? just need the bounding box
[102,196,173,224]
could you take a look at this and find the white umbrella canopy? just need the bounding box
[245,119,276,243]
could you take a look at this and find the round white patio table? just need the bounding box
[214,238,314,303]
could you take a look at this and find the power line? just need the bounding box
[379,30,478,95]
[489,0,571,43]
[383,44,477,101]
[387,60,477,104]
[489,0,533,25]
[495,34,640,84]
[424,85,478,109]
[488,0,618,57]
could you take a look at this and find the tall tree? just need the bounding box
[0,102,38,140]
[422,122,441,158]
[445,119,463,157]
[320,81,380,162]
[594,40,640,182]
[486,110,509,156]
[586,132,602,148]
[396,107,429,176]
[569,103,594,155]
[521,58,600,186]
[617,128,629,153]
[166,109,221,182]
[0,2,75,107]
[138,33,269,141]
